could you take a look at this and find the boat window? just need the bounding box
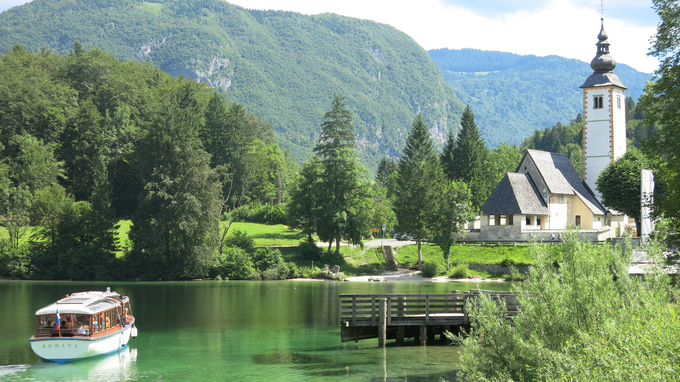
[37,314,56,335]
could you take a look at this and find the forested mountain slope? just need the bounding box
[0,0,464,169]
[429,48,652,147]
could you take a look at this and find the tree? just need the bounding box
[313,94,369,256]
[394,114,444,264]
[448,105,489,209]
[129,84,221,280]
[375,157,398,198]
[596,148,649,237]
[485,143,522,190]
[434,180,476,269]
[288,155,323,241]
[638,0,680,227]
[440,127,457,180]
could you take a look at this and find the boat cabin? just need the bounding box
[33,291,133,339]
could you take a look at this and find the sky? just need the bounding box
[0,0,660,73]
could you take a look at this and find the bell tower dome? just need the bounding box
[580,19,627,202]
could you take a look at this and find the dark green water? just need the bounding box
[0,280,512,381]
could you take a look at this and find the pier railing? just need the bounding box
[340,290,521,345]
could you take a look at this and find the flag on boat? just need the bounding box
[55,307,61,330]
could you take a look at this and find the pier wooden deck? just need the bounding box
[340,290,519,346]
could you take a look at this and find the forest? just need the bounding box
[0,44,523,281]
[0,0,464,171]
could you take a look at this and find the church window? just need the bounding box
[617,95,621,109]
[593,95,603,109]
[536,217,541,226]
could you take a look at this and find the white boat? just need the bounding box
[28,288,138,362]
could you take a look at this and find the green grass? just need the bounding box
[448,243,533,266]
[227,222,305,247]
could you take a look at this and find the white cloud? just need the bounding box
[0,0,659,72]
[228,0,658,73]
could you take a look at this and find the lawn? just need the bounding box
[227,222,305,247]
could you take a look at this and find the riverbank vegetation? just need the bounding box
[456,229,679,381]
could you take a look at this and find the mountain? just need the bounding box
[428,48,653,148]
[0,0,464,170]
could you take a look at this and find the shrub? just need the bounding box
[298,237,323,261]
[458,229,680,381]
[225,229,255,254]
[253,247,284,272]
[421,262,440,278]
[450,263,469,279]
[261,262,290,280]
[212,247,256,280]
[502,266,526,281]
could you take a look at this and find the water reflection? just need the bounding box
[1,281,510,381]
[2,348,137,381]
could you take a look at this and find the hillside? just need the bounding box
[0,0,464,169]
[429,48,652,147]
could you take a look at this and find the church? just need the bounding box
[473,19,629,242]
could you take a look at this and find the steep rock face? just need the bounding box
[0,0,464,169]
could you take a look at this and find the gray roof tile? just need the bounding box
[481,173,549,215]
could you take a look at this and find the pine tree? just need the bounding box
[313,94,369,256]
[450,105,488,210]
[440,128,457,180]
[394,114,444,264]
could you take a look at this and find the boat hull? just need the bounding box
[29,321,135,362]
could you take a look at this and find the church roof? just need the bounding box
[580,19,627,90]
[524,150,607,215]
[580,71,627,89]
[481,173,548,215]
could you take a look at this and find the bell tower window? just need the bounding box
[593,95,603,109]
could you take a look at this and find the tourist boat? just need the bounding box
[28,288,138,362]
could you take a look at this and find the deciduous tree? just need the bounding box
[596,148,649,237]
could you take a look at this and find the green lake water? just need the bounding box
[0,280,512,381]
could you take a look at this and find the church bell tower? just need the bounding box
[580,19,627,202]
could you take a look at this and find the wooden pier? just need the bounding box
[340,290,519,347]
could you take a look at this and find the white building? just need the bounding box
[581,19,627,201]
[470,19,628,242]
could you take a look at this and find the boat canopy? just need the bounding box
[34,291,128,316]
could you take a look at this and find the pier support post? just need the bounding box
[396,326,405,344]
[378,298,387,348]
[419,325,427,346]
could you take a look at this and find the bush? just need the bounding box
[458,229,680,381]
[225,229,255,254]
[421,262,440,278]
[502,266,526,281]
[253,247,284,272]
[261,262,290,280]
[450,263,469,279]
[212,247,256,280]
[298,237,323,261]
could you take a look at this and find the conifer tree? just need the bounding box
[394,114,444,264]
[450,105,488,210]
[313,94,369,256]
[440,128,457,180]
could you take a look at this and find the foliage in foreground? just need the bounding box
[457,229,680,381]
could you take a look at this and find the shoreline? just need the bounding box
[289,269,510,283]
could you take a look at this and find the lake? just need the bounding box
[0,280,512,381]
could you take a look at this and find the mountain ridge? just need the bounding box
[0,0,465,170]
[428,48,652,147]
